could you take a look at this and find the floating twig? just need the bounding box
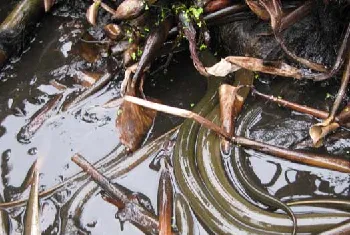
[329,54,350,120]
[71,153,159,234]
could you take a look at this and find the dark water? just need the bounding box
[0,7,206,235]
[236,78,350,203]
[0,2,349,235]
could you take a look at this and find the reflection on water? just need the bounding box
[1,2,349,235]
[0,7,206,235]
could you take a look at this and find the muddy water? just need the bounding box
[0,3,349,235]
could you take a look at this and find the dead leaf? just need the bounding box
[116,85,157,152]
[115,0,145,20]
[309,117,340,147]
[245,0,270,20]
[219,84,244,154]
[86,1,101,26]
[206,59,241,77]
[104,24,124,40]
[206,57,303,79]
[74,33,101,63]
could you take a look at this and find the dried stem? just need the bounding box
[71,154,159,234]
[279,0,313,32]
[314,22,350,81]
[158,159,173,235]
[124,96,229,138]
[72,154,129,203]
[233,136,350,173]
[124,95,350,173]
[259,0,327,73]
[252,88,350,126]
[178,11,209,77]
[131,17,173,90]
[251,88,329,119]
[329,54,350,119]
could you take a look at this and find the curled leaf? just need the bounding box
[104,24,124,40]
[115,0,145,20]
[245,0,270,20]
[86,0,101,26]
[309,117,340,148]
[219,84,244,154]
[206,58,240,77]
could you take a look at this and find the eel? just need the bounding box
[173,72,350,234]
[174,193,194,235]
